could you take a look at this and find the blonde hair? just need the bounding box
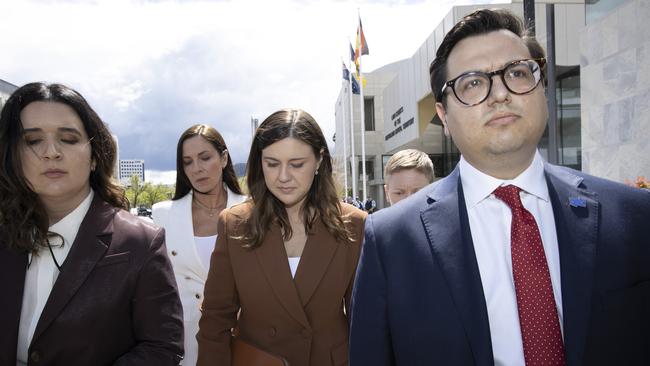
[384,149,435,183]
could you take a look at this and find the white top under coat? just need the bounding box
[459,152,563,366]
[193,235,218,270]
[16,190,94,365]
[288,256,301,278]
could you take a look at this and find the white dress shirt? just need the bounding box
[459,152,563,366]
[16,190,94,365]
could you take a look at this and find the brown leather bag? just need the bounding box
[231,336,289,366]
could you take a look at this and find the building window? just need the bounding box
[586,0,626,24]
[441,133,461,177]
[557,69,581,170]
[358,159,374,181]
[364,97,375,131]
[428,154,446,179]
[381,155,391,180]
[538,66,581,171]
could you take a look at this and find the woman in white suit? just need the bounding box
[152,124,245,366]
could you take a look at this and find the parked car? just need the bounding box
[137,206,152,217]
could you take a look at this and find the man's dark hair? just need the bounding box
[429,8,546,105]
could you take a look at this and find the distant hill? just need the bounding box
[234,163,247,177]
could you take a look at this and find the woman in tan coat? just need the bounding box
[197,109,366,366]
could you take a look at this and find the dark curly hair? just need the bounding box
[0,82,127,253]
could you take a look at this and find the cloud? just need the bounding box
[146,169,177,185]
[1,0,496,175]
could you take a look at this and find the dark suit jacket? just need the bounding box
[349,163,650,366]
[0,195,184,366]
[197,202,366,366]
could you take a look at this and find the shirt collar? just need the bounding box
[48,190,95,248]
[459,151,549,208]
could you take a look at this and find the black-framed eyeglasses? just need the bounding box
[440,58,546,106]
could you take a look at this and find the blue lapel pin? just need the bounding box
[569,197,587,208]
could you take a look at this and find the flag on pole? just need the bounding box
[342,62,360,94]
[349,43,355,62]
[354,17,369,73]
[354,14,369,201]
[357,17,369,56]
[351,74,360,94]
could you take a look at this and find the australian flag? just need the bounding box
[342,62,360,94]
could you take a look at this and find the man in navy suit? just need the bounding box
[349,8,650,366]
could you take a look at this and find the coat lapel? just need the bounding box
[254,224,311,330]
[294,217,338,307]
[421,168,494,366]
[544,164,599,366]
[31,196,115,342]
[175,192,209,279]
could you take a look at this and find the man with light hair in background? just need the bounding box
[383,149,435,205]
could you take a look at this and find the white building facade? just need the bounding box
[120,159,145,186]
[580,0,650,182]
[0,79,18,110]
[335,1,594,210]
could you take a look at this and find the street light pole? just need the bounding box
[546,3,559,165]
[523,0,536,36]
[250,117,258,142]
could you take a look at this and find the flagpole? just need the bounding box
[340,61,349,199]
[358,67,367,202]
[357,10,367,202]
[347,40,357,201]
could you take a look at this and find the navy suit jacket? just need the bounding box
[349,163,650,365]
[0,195,184,366]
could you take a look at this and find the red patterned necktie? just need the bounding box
[493,185,566,366]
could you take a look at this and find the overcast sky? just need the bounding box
[0,0,495,183]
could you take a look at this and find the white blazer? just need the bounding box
[152,187,246,366]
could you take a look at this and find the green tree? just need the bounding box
[238,176,248,196]
[125,175,146,209]
[143,183,172,207]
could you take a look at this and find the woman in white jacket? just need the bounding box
[152,124,246,366]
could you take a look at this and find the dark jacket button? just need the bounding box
[30,350,41,363]
[171,250,177,256]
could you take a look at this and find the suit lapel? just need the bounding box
[31,195,115,342]
[544,164,599,366]
[176,193,209,279]
[294,217,338,307]
[254,224,311,330]
[421,168,494,365]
